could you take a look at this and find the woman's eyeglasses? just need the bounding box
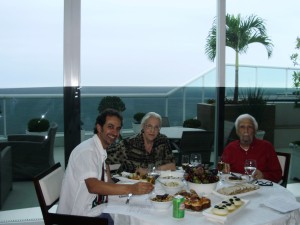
[144,124,160,132]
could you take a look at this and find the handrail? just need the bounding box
[1,64,300,137]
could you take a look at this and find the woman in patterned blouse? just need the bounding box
[106,112,176,176]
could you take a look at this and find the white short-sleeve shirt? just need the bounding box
[56,134,107,216]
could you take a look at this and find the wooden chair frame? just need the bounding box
[33,162,108,225]
[277,152,291,188]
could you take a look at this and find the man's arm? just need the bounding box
[85,178,154,195]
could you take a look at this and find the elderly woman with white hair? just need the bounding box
[222,113,282,183]
[106,112,176,176]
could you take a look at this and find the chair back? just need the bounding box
[224,120,235,147]
[179,131,214,164]
[33,163,108,225]
[277,152,291,187]
[33,163,64,223]
[161,117,170,127]
[46,123,58,166]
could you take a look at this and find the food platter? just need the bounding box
[212,183,260,198]
[202,198,249,223]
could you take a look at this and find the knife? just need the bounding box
[230,172,242,179]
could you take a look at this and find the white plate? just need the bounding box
[212,184,260,198]
[112,174,145,183]
[202,199,249,223]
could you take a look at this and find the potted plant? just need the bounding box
[290,36,300,108]
[26,118,50,136]
[197,88,275,143]
[205,13,273,103]
[182,119,201,128]
[98,96,126,113]
[132,112,145,133]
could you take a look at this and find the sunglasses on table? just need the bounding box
[254,180,273,186]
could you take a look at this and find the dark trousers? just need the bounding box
[98,213,114,225]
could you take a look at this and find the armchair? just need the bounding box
[0,146,12,209]
[172,131,214,165]
[0,123,58,181]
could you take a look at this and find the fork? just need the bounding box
[125,193,132,204]
[156,179,167,186]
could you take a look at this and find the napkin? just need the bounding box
[261,197,300,213]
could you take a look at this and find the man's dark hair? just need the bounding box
[93,108,123,134]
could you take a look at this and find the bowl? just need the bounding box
[149,194,173,210]
[159,179,184,195]
[187,181,218,196]
[159,170,184,180]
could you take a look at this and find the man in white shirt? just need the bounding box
[57,109,154,222]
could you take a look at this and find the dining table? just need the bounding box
[104,172,300,225]
[159,127,204,140]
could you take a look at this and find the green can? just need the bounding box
[173,195,185,218]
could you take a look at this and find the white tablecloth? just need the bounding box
[160,127,204,139]
[103,180,300,225]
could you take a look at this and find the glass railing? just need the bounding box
[0,64,299,137]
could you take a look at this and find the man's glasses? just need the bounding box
[144,124,160,132]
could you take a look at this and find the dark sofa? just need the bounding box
[0,123,58,181]
[0,146,12,209]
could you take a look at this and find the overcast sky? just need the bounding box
[0,0,299,88]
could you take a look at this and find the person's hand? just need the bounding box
[223,163,230,174]
[253,169,264,180]
[131,182,154,195]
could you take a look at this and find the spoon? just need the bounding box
[125,193,132,204]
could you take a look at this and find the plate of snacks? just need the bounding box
[202,196,249,223]
[212,183,260,198]
[175,189,211,213]
[149,194,173,211]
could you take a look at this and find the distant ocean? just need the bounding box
[0,86,296,135]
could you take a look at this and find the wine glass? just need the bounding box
[147,164,160,184]
[217,157,225,181]
[181,154,190,170]
[190,153,202,167]
[244,159,257,181]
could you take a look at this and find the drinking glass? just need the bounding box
[181,154,190,169]
[190,153,202,167]
[244,159,257,181]
[147,164,160,184]
[217,157,225,180]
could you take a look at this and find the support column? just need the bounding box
[63,0,81,167]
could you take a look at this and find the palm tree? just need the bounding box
[205,14,273,102]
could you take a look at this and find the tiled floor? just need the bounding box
[0,147,64,211]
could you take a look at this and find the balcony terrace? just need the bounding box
[1,65,300,223]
